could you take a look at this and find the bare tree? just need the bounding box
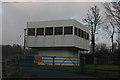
[104,2,120,28]
[83,5,102,72]
[83,5,102,54]
[104,22,115,53]
[110,22,115,53]
[104,2,120,47]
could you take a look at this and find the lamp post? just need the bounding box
[24,29,26,54]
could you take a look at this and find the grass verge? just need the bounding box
[7,72,30,78]
[80,64,120,78]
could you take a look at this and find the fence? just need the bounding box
[84,56,119,65]
[19,54,84,73]
[82,55,119,78]
[2,55,19,78]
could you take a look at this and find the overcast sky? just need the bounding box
[1,0,114,2]
[0,2,2,45]
[2,2,118,46]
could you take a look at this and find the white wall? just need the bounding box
[74,36,89,50]
[26,19,89,50]
[38,49,79,66]
[26,35,89,50]
[38,49,77,56]
[26,35,74,47]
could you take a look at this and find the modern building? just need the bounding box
[25,19,90,65]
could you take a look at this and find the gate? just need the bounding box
[19,54,84,73]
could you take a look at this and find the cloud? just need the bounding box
[2,0,113,2]
[0,2,2,45]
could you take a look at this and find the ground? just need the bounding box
[8,72,95,78]
[6,64,120,78]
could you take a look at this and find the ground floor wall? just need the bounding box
[38,49,80,66]
[38,49,78,57]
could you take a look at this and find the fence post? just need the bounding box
[5,60,8,78]
[17,54,20,72]
[94,57,97,73]
[52,56,56,71]
[84,56,86,65]
[80,57,84,72]
[108,56,110,64]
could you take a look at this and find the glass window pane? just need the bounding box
[80,29,82,37]
[55,27,63,35]
[78,29,80,37]
[28,28,35,36]
[83,31,86,39]
[79,29,82,37]
[84,32,86,39]
[87,33,89,40]
[74,27,77,36]
[64,26,73,35]
[37,28,44,35]
[45,27,53,35]
[81,30,84,38]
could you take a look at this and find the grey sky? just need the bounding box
[0,2,2,45]
[1,0,113,2]
[2,2,116,46]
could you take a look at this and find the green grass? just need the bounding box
[8,72,30,79]
[83,64,120,78]
[19,62,120,78]
[0,70,2,79]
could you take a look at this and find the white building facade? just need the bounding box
[25,19,89,65]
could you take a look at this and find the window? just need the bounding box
[81,30,84,38]
[74,27,78,36]
[45,27,53,35]
[37,28,44,35]
[80,29,82,37]
[83,31,87,39]
[27,28,35,36]
[87,33,89,40]
[64,26,73,35]
[55,27,63,35]
[83,31,86,39]
[78,29,80,37]
[84,32,87,39]
[79,29,82,37]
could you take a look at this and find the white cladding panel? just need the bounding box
[26,19,89,50]
[38,49,78,65]
[26,35,74,47]
[38,49,77,57]
[74,36,89,50]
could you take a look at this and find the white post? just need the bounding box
[35,28,37,36]
[63,26,64,35]
[73,26,74,36]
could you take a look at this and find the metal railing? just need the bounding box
[19,54,84,73]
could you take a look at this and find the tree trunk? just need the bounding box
[110,22,115,53]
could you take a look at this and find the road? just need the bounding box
[25,72,96,78]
